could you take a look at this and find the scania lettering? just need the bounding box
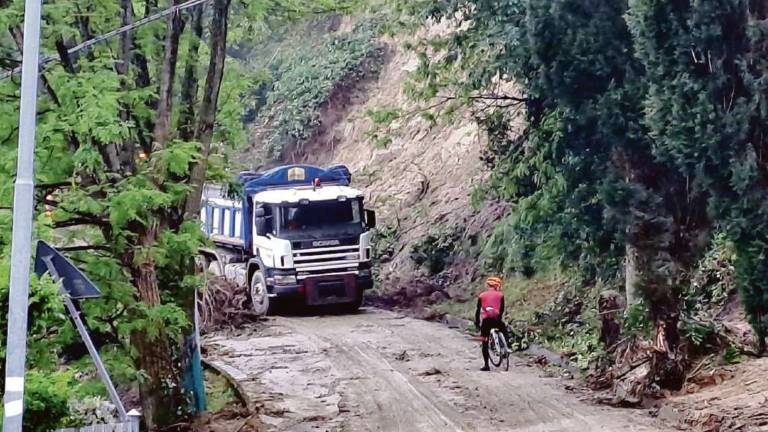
[199,164,376,315]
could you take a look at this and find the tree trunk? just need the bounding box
[132,5,186,427]
[184,0,232,219]
[624,242,639,308]
[118,0,137,171]
[117,0,133,76]
[178,5,205,142]
[152,1,185,147]
[128,222,182,430]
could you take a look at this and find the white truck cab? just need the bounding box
[200,165,375,314]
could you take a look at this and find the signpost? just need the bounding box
[2,1,211,428]
[2,0,43,430]
[34,241,129,421]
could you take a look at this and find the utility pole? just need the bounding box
[3,0,43,429]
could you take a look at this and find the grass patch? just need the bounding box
[258,19,385,160]
[204,369,237,412]
[500,273,569,322]
[431,298,474,321]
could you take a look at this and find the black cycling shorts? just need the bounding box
[480,317,504,338]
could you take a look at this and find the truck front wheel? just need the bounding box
[249,271,272,316]
[342,290,363,314]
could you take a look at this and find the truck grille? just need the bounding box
[293,244,361,279]
[292,237,358,250]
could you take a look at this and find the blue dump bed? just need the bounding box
[239,164,351,194]
[201,164,352,251]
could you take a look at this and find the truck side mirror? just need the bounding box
[255,217,267,236]
[365,209,376,229]
[255,207,267,236]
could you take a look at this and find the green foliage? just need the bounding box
[367,107,402,125]
[722,345,743,365]
[684,233,735,319]
[733,240,768,351]
[0,0,357,425]
[622,302,654,339]
[626,0,768,348]
[372,223,398,264]
[0,369,107,432]
[506,322,539,352]
[363,107,402,148]
[546,324,604,371]
[410,227,462,275]
[258,20,385,159]
[682,319,721,351]
[204,369,237,412]
[17,370,77,432]
[409,0,768,352]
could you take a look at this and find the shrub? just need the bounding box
[259,20,385,159]
[410,227,462,275]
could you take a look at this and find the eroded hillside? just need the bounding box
[240,20,511,308]
[294,34,507,305]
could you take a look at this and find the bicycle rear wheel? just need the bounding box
[488,329,503,367]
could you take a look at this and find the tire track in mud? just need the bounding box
[302,330,467,431]
[204,308,669,432]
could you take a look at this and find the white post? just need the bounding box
[2,0,43,430]
[625,242,638,308]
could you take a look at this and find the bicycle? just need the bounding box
[488,327,510,371]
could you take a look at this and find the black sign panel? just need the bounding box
[34,240,102,299]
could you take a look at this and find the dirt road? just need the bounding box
[204,308,667,432]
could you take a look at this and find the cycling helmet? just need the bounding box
[486,276,503,290]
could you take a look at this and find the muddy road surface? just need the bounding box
[204,308,666,432]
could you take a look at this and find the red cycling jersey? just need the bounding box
[478,290,503,320]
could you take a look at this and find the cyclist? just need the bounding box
[475,276,508,371]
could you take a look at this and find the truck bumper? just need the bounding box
[268,284,303,298]
[267,274,372,305]
[268,275,373,305]
[358,276,374,291]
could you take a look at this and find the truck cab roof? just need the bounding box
[252,185,364,205]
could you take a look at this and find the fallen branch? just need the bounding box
[606,336,631,354]
[52,216,111,229]
[613,357,651,381]
[57,245,112,253]
[685,354,714,383]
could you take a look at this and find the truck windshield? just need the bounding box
[277,199,362,236]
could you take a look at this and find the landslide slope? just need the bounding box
[286,29,508,306]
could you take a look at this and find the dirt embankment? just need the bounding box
[658,357,768,431]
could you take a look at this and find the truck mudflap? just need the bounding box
[303,274,361,306]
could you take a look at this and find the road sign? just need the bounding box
[34,241,102,299]
[35,243,127,421]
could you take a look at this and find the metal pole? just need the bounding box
[41,257,129,420]
[61,295,130,420]
[3,0,43,430]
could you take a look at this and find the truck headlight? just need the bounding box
[359,269,372,278]
[274,274,297,285]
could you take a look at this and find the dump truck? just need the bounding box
[199,164,376,314]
